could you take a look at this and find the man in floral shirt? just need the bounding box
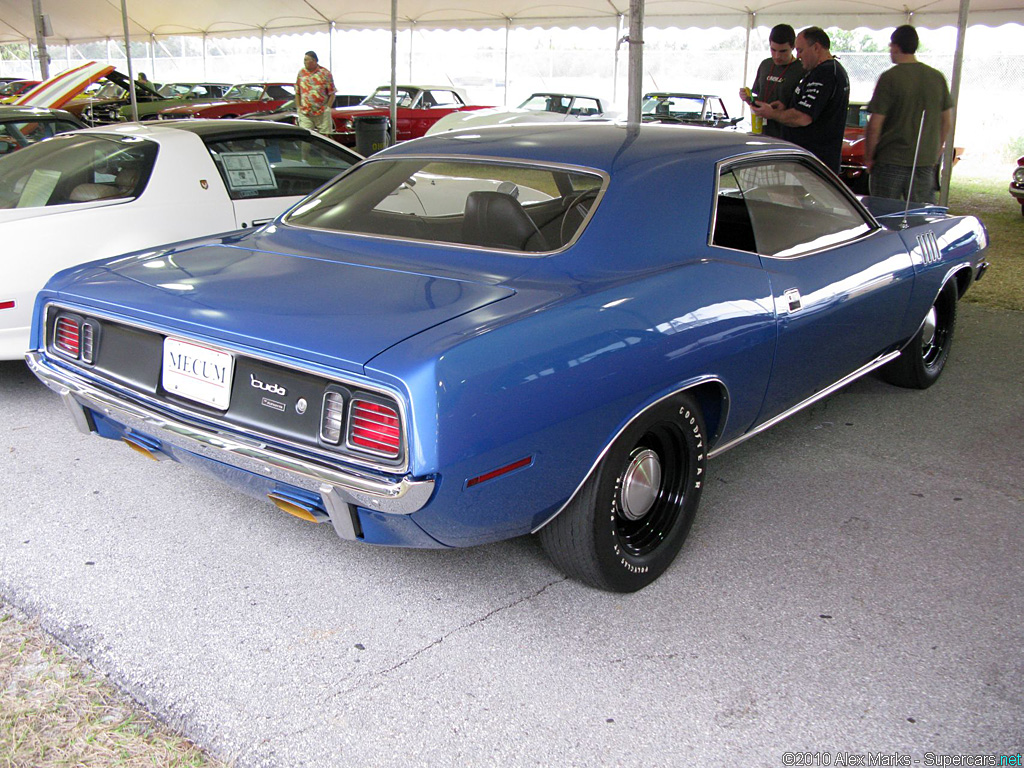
[295,51,336,135]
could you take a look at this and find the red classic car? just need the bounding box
[329,85,490,146]
[158,83,295,120]
[1010,156,1024,215]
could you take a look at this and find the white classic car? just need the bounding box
[0,120,360,360]
[426,92,614,135]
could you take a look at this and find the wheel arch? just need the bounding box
[532,377,729,534]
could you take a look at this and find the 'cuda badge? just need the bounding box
[251,373,286,397]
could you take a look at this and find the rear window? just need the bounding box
[285,158,605,253]
[0,133,157,209]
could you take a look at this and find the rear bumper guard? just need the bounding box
[25,352,435,537]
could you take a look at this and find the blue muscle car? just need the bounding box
[27,123,989,592]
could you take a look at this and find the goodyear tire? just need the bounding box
[881,282,958,389]
[539,395,707,592]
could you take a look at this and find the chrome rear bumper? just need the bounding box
[25,352,435,537]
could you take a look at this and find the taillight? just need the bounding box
[348,398,401,458]
[55,317,81,357]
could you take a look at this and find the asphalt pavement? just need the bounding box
[1,302,1021,767]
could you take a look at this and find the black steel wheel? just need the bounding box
[881,282,958,389]
[538,395,707,592]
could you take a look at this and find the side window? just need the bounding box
[570,98,600,116]
[712,159,872,257]
[427,90,462,108]
[206,135,357,201]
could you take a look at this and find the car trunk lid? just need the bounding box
[59,241,515,373]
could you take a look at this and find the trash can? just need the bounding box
[354,115,390,156]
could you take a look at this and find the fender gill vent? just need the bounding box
[916,231,942,265]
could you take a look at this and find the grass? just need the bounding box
[0,158,1018,768]
[0,601,228,768]
[945,161,1024,311]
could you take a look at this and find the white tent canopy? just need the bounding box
[0,0,1020,44]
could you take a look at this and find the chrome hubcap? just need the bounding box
[921,306,938,350]
[620,448,662,521]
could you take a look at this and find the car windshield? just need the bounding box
[286,158,605,253]
[847,105,868,128]
[0,133,157,209]
[519,95,570,113]
[642,96,705,118]
[224,84,264,101]
[362,88,416,108]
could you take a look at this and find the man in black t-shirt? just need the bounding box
[739,24,804,138]
[750,26,850,172]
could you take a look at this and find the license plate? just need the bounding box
[161,337,234,410]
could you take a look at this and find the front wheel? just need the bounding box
[538,395,707,592]
[881,282,958,389]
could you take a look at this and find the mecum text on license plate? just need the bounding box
[161,337,234,409]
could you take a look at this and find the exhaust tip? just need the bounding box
[268,491,329,523]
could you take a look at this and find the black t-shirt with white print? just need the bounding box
[783,57,850,172]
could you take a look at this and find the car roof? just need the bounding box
[645,92,721,99]
[0,104,80,121]
[385,122,792,173]
[72,118,316,142]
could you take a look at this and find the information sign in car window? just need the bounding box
[220,151,277,192]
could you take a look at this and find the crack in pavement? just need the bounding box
[309,576,569,713]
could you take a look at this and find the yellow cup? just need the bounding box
[751,114,764,134]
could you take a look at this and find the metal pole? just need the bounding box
[408,24,414,81]
[121,0,138,121]
[149,35,155,80]
[31,0,49,79]
[503,19,511,106]
[741,12,753,119]
[260,28,266,82]
[940,0,970,207]
[612,14,624,104]
[390,0,397,145]
[627,0,644,125]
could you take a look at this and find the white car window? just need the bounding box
[206,134,357,201]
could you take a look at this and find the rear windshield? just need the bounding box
[0,133,157,209]
[285,158,605,253]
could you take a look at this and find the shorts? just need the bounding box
[298,110,333,136]
[869,163,939,204]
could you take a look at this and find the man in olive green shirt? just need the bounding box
[865,25,953,203]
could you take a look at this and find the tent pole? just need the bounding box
[202,33,207,80]
[612,13,624,104]
[940,0,970,207]
[260,28,265,82]
[408,24,414,81]
[627,0,643,124]
[31,0,49,79]
[330,22,335,75]
[149,35,155,79]
[121,0,138,121]
[504,19,511,106]
[741,12,753,119]
[390,0,397,145]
